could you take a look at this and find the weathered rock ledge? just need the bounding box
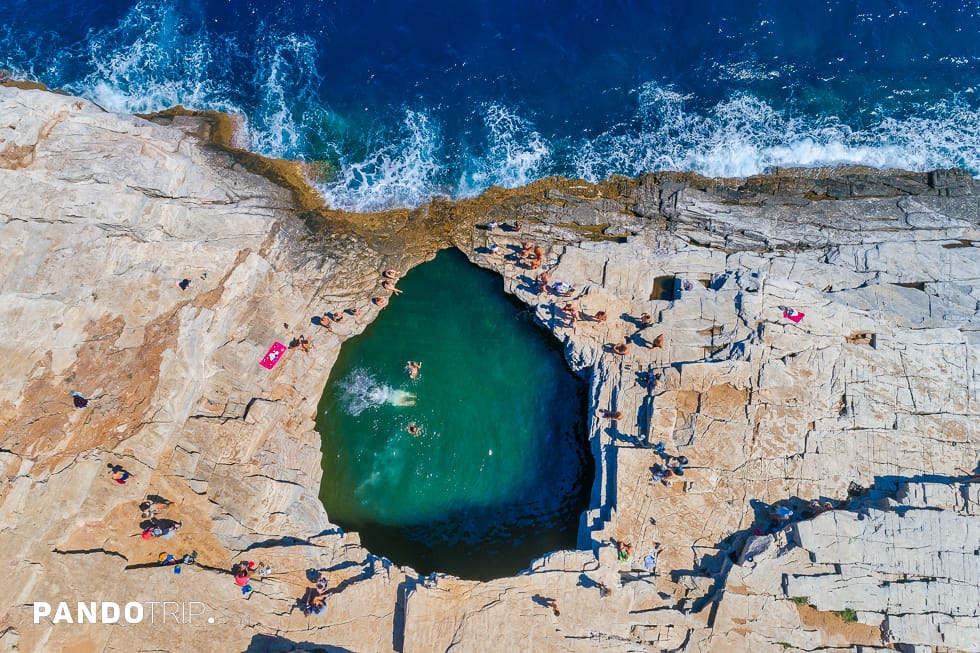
[0,86,977,653]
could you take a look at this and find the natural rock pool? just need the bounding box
[317,248,593,580]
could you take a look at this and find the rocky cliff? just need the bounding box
[0,86,977,653]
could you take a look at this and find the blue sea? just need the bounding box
[3,0,979,211]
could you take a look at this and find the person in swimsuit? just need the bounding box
[406,361,421,379]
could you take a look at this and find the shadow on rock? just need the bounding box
[241,634,356,653]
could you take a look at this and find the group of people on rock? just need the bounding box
[484,220,549,271]
[650,442,689,487]
[130,491,184,540]
[318,307,363,332]
[289,334,312,353]
[291,269,405,355]
[372,269,403,307]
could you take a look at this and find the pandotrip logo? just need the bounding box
[33,602,212,625]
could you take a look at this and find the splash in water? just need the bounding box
[336,368,415,416]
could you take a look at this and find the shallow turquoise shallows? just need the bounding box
[317,249,592,580]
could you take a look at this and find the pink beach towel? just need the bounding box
[782,308,805,323]
[259,342,287,369]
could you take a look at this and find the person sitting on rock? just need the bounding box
[159,521,182,540]
[382,279,403,295]
[70,391,90,408]
[615,540,633,563]
[612,342,629,355]
[651,464,665,483]
[140,499,171,519]
[383,269,401,280]
[770,505,794,526]
[562,303,580,324]
[537,271,550,294]
[593,310,607,323]
[310,587,328,613]
[233,566,251,588]
[372,296,388,307]
[108,464,132,484]
[639,313,654,329]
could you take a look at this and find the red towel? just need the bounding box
[783,308,805,323]
[260,342,287,369]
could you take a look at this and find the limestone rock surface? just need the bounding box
[0,86,978,653]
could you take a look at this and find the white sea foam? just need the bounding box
[316,109,446,212]
[572,83,980,182]
[63,1,237,115]
[457,103,551,196]
[6,2,978,213]
[337,368,393,416]
[241,31,324,158]
[47,0,326,162]
[336,368,418,416]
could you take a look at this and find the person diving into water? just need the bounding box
[390,390,416,406]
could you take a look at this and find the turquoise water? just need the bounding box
[316,249,591,579]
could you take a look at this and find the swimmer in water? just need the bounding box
[406,422,420,436]
[406,361,421,380]
[392,392,416,407]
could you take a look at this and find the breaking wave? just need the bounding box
[2,1,978,213]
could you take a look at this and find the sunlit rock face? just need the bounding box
[1,85,977,653]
